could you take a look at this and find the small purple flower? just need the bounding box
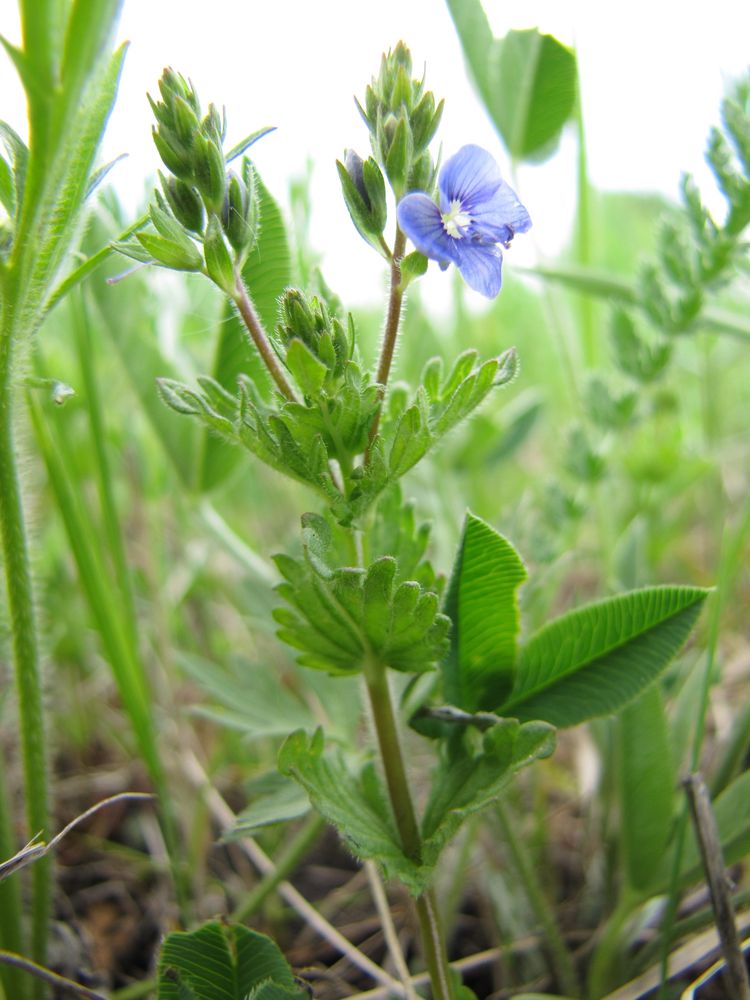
[397,144,531,298]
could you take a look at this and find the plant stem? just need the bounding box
[364,664,453,1000]
[369,227,407,443]
[232,275,297,401]
[0,325,50,989]
[495,800,580,997]
[0,759,27,1000]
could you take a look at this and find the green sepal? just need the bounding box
[285,338,328,398]
[336,157,388,254]
[193,132,226,214]
[384,112,413,197]
[160,172,205,233]
[136,230,202,271]
[203,214,235,293]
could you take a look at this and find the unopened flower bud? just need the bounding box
[344,150,369,208]
[161,173,205,233]
[192,134,226,215]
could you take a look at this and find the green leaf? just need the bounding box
[492,30,577,160]
[198,173,292,492]
[618,685,676,892]
[278,729,428,891]
[157,921,306,1000]
[274,522,449,675]
[420,719,556,867]
[446,1,576,161]
[60,0,122,131]
[500,586,710,727]
[444,0,495,110]
[442,513,527,711]
[223,772,311,838]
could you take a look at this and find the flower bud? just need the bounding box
[192,133,226,215]
[277,289,352,387]
[152,126,193,181]
[344,149,369,207]
[337,153,387,252]
[160,172,205,233]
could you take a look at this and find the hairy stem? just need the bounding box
[0,322,50,991]
[232,275,297,401]
[364,664,453,1000]
[369,227,407,443]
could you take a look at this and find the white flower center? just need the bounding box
[442,199,472,239]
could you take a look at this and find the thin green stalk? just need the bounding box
[368,227,407,445]
[233,275,297,401]
[0,755,28,1000]
[0,320,50,991]
[364,664,453,1000]
[231,813,325,922]
[495,800,580,997]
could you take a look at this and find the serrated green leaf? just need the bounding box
[224,773,311,838]
[198,173,292,491]
[157,921,305,1000]
[442,513,527,712]
[278,729,429,892]
[421,719,555,867]
[619,685,676,892]
[501,586,710,727]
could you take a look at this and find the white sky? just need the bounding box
[1,0,749,308]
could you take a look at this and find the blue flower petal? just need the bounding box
[470,182,532,244]
[397,192,459,268]
[455,243,504,298]
[440,144,531,244]
[439,145,504,211]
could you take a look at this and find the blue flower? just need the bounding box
[397,145,531,298]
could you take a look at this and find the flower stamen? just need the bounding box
[442,199,472,239]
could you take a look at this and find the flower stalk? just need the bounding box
[232,274,297,401]
[364,662,454,1000]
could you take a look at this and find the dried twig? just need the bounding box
[0,950,107,1000]
[684,772,750,1000]
[0,792,154,882]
